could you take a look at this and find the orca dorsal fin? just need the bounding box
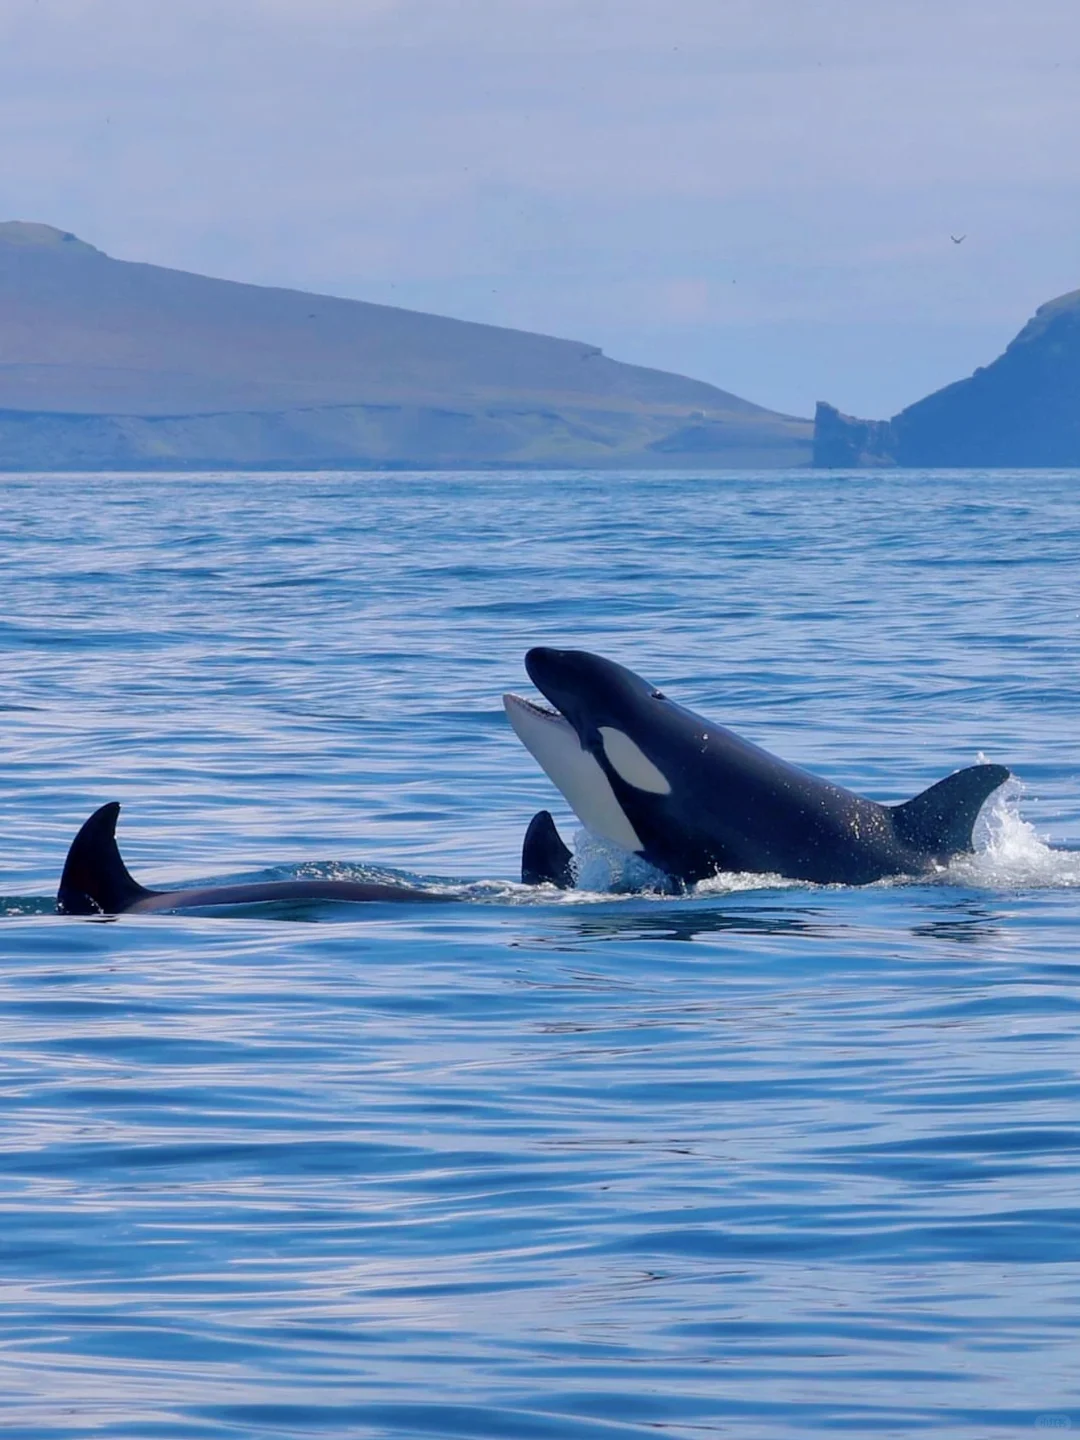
[57,802,161,915]
[521,810,575,889]
[890,764,1010,860]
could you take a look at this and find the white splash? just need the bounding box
[572,829,673,894]
[571,828,801,896]
[692,868,810,896]
[948,780,1080,889]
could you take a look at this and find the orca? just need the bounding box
[57,803,457,915]
[520,809,575,889]
[505,648,1010,888]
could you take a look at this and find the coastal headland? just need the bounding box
[814,288,1080,468]
[0,222,810,472]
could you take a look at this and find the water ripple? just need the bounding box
[1,470,1079,1438]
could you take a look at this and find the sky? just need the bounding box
[1,0,1078,418]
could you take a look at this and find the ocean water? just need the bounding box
[1,468,1078,1439]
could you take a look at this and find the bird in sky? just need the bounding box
[951,234,966,244]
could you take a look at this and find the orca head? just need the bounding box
[503,648,685,855]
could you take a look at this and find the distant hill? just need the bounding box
[0,221,810,470]
[815,288,1080,468]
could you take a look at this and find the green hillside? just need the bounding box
[0,222,810,470]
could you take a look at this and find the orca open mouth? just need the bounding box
[503,691,578,752]
[502,690,646,855]
[503,693,563,723]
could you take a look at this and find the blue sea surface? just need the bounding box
[1,468,1078,1439]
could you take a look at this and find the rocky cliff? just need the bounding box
[814,288,1080,468]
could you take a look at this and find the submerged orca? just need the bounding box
[520,809,575,889]
[57,803,456,915]
[505,648,1010,888]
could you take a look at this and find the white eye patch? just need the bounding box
[599,728,672,795]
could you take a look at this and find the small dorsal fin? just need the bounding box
[521,810,575,889]
[57,803,161,915]
[890,764,1010,860]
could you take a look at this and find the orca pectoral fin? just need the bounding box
[890,763,1011,860]
[521,810,575,889]
[57,802,162,915]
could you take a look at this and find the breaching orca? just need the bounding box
[57,802,456,915]
[505,648,1010,888]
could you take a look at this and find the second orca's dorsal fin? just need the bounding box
[890,764,1011,860]
[57,802,161,915]
[521,810,575,889]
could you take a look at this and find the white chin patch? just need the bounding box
[599,728,672,795]
[503,694,643,853]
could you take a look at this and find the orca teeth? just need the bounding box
[505,693,563,721]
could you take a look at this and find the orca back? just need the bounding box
[890,764,1010,862]
[57,802,160,915]
[521,810,575,889]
